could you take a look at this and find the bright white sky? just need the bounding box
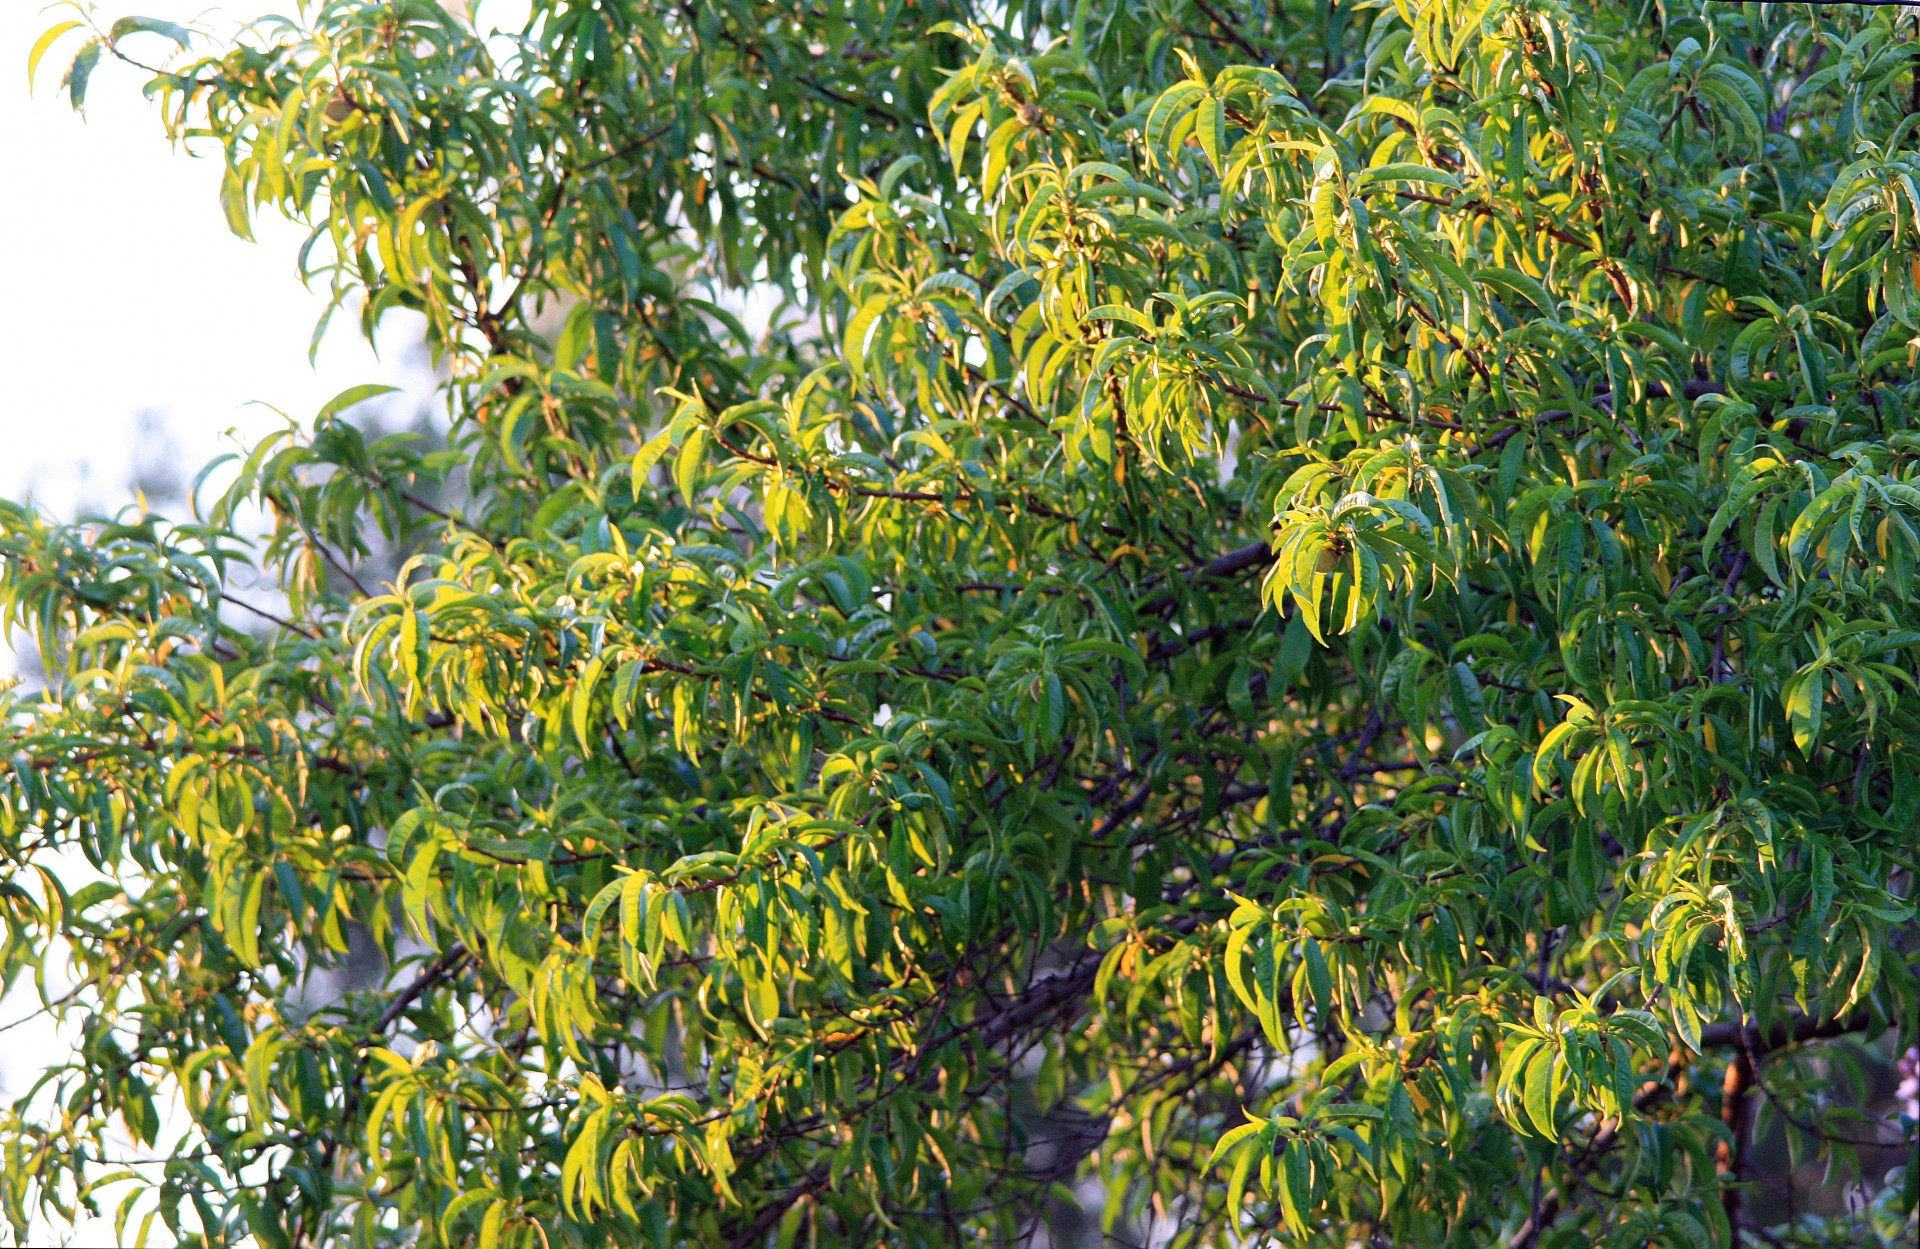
[1,2,447,521]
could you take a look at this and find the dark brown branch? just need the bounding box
[1506,1190,1561,1249]
[1509,1010,1866,1246]
[1715,1043,1756,1246]
[728,1164,831,1249]
[1695,1010,1871,1053]
[370,944,470,1037]
[1475,379,1725,454]
[1188,0,1274,64]
[1197,542,1271,580]
[1215,376,1463,433]
[219,592,319,640]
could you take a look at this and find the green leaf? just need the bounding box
[1144,81,1207,164]
[674,427,708,506]
[1356,162,1463,191]
[64,38,100,110]
[478,1201,506,1249]
[981,116,1024,198]
[1196,95,1227,174]
[631,428,676,498]
[317,383,401,420]
[1523,1042,1559,1138]
[1783,666,1825,754]
[108,16,191,48]
[842,294,891,387]
[1277,1140,1311,1234]
[1205,1120,1264,1173]
[573,654,606,753]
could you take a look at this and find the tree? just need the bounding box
[2,0,1916,1245]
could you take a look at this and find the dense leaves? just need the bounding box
[2,1,1916,1246]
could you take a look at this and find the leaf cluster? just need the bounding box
[2,2,1916,1247]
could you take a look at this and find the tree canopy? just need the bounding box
[2,0,1916,1246]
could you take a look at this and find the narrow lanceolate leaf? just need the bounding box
[1783,666,1825,754]
[27,20,85,88]
[63,38,100,109]
[1196,95,1228,174]
[1523,1044,1559,1139]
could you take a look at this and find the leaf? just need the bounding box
[236,868,267,967]
[440,1189,498,1246]
[1523,1042,1559,1138]
[27,20,84,88]
[1144,81,1207,164]
[479,1199,506,1249]
[1783,666,1825,754]
[944,99,985,169]
[1662,1209,1711,1249]
[879,153,923,200]
[1205,1120,1264,1173]
[64,38,101,110]
[981,116,1024,198]
[917,271,982,304]
[317,383,401,420]
[1476,267,1556,314]
[108,16,191,47]
[631,428,676,497]
[842,294,891,386]
[1224,1124,1262,1227]
[1224,922,1259,1012]
[674,427,708,506]
[1277,1140,1311,1234]
[573,654,606,753]
[581,878,623,948]
[1085,304,1153,330]
[1356,162,1463,191]
[1302,937,1333,1018]
[1842,918,1882,1013]
[1532,719,1581,791]
[1196,95,1227,174]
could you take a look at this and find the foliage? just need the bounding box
[3,0,1918,1246]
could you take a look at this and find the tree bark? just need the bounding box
[1715,1045,1756,1247]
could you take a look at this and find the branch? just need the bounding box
[1135,539,1273,618]
[1188,0,1275,64]
[1696,1010,1872,1053]
[219,592,319,640]
[370,944,469,1037]
[1510,1015,1862,1248]
[909,951,1108,1061]
[1475,379,1724,454]
[708,422,976,506]
[1506,1190,1561,1249]
[1213,376,1463,433]
[728,1164,830,1249]
[1716,1043,1757,1246]
[1196,541,1271,580]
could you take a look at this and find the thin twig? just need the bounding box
[1188,0,1275,64]
[220,592,319,640]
